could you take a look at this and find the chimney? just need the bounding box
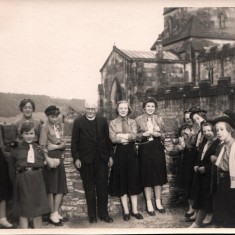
[155,35,163,59]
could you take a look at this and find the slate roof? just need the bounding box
[120,48,179,60]
[100,46,180,72]
[150,15,235,50]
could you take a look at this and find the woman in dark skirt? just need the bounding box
[39,105,68,226]
[184,107,207,222]
[9,122,50,228]
[0,128,13,228]
[210,113,235,228]
[176,110,198,217]
[135,97,167,216]
[189,121,220,228]
[109,100,143,221]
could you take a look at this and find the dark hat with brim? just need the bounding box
[224,110,235,121]
[189,107,207,120]
[45,105,60,116]
[142,97,158,109]
[212,116,235,129]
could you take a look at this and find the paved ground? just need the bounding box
[42,206,216,230]
[0,204,222,233]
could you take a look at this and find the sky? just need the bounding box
[0,0,235,102]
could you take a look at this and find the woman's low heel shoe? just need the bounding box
[147,210,155,216]
[131,213,143,220]
[156,207,165,213]
[185,212,194,218]
[123,214,130,221]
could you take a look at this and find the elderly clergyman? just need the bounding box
[71,100,114,223]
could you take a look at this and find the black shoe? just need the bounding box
[185,212,194,218]
[147,210,156,216]
[48,219,63,226]
[131,213,143,220]
[185,217,196,222]
[99,215,113,223]
[89,217,97,223]
[59,217,69,223]
[123,214,130,221]
[156,207,165,213]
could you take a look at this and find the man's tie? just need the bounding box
[27,144,35,163]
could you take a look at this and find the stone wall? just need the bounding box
[60,125,184,218]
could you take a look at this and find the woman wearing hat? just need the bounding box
[210,112,235,227]
[189,121,220,228]
[14,98,43,142]
[39,105,68,226]
[135,97,167,215]
[109,100,143,221]
[176,111,198,218]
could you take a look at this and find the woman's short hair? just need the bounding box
[20,122,37,135]
[44,105,60,116]
[191,111,207,122]
[142,97,158,109]
[19,99,35,112]
[201,121,214,133]
[183,111,191,122]
[115,100,132,115]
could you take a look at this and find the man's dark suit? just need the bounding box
[71,115,113,219]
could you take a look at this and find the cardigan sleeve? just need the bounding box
[109,120,122,144]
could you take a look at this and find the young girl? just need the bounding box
[189,122,220,228]
[210,113,235,227]
[9,122,50,228]
[39,105,68,226]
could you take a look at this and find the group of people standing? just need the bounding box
[71,97,167,223]
[0,99,68,228]
[0,96,235,229]
[176,107,235,228]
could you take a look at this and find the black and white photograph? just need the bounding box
[0,0,235,234]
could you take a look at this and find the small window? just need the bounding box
[208,67,214,83]
[218,12,226,29]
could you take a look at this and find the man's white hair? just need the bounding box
[85,99,98,109]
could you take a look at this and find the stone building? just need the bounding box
[95,7,235,213]
[99,7,235,131]
[42,7,235,218]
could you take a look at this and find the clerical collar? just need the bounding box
[86,115,96,121]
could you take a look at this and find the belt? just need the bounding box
[17,167,42,174]
[118,142,134,146]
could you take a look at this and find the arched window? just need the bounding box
[110,79,122,106]
[218,12,226,29]
[167,17,173,35]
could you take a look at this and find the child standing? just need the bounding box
[9,122,50,228]
[39,105,68,226]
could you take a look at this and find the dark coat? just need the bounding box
[71,115,114,164]
[192,138,220,211]
[196,138,221,175]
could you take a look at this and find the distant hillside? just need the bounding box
[0,92,85,117]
